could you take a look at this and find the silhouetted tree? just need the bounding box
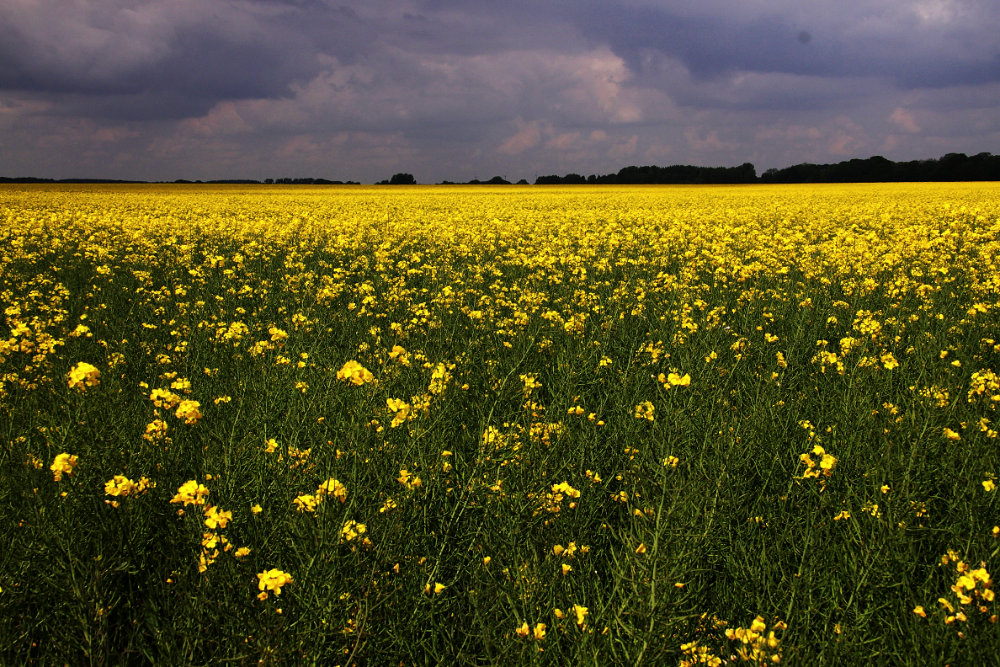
[387,173,417,185]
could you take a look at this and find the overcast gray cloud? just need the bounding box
[1,0,998,182]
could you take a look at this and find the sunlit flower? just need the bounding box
[340,520,367,542]
[397,468,422,490]
[257,568,293,597]
[634,401,655,421]
[67,362,100,391]
[175,399,203,425]
[104,475,153,498]
[424,582,446,595]
[337,360,374,385]
[50,453,78,481]
[170,480,210,506]
[316,478,347,502]
[293,493,320,512]
[203,504,232,529]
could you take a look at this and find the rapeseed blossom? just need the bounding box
[257,568,293,599]
[316,478,347,502]
[634,401,655,421]
[175,399,203,425]
[50,453,78,481]
[340,520,367,542]
[337,360,374,385]
[67,362,100,391]
[170,480,210,506]
[104,475,153,505]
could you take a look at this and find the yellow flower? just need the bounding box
[340,520,367,542]
[397,468,422,490]
[379,498,397,513]
[234,547,251,558]
[170,480,210,506]
[666,371,691,387]
[250,503,263,514]
[943,427,961,441]
[50,453,78,481]
[203,505,232,529]
[104,475,153,498]
[143,419,169,442]
[67,362,100,391]
[337,360,374,385]
[149,388,181,409]
[634,400,655,421]
[386,398,411,427]
[573,604,588,627]
[316,478,347,502]
[551,481,581,499]
[175,400,203,425]
[984,480,997,492]
[257,568,293,596]
[533,623,547,641]
[515,621,530,638]
[293,494,321,512]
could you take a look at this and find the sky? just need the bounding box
[2,0,998,183]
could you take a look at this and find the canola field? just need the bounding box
[2,182,1000,665]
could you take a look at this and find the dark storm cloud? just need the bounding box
[1,0,998,181]
[571,1,1000,89]
[0,0,372,119]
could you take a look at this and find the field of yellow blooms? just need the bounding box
[2,182,1000,664]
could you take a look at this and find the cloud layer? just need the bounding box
[2,0,998,181]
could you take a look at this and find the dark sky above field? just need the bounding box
[2,0,998,182]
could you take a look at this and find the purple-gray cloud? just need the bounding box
[1,0,997,182]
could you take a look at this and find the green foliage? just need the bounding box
[1,183,999,665]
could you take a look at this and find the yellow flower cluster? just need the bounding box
[104,475,154,507]
[336,360,374,385]
[257,568,293,600]
[170,480,210,507]
[50,452,78,482]
[915,550,997,628]
[293,477,347,512]
[67,361,100,391]
[799,445,837,489]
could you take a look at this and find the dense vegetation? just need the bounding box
[2,183,999,664]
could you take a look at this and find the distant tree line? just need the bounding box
[759,152,1000,183]
[263,178,359,185]
[3,152,999,186]
[534,163,757,185]
[437,176,530,185]
[377,173,417,185]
